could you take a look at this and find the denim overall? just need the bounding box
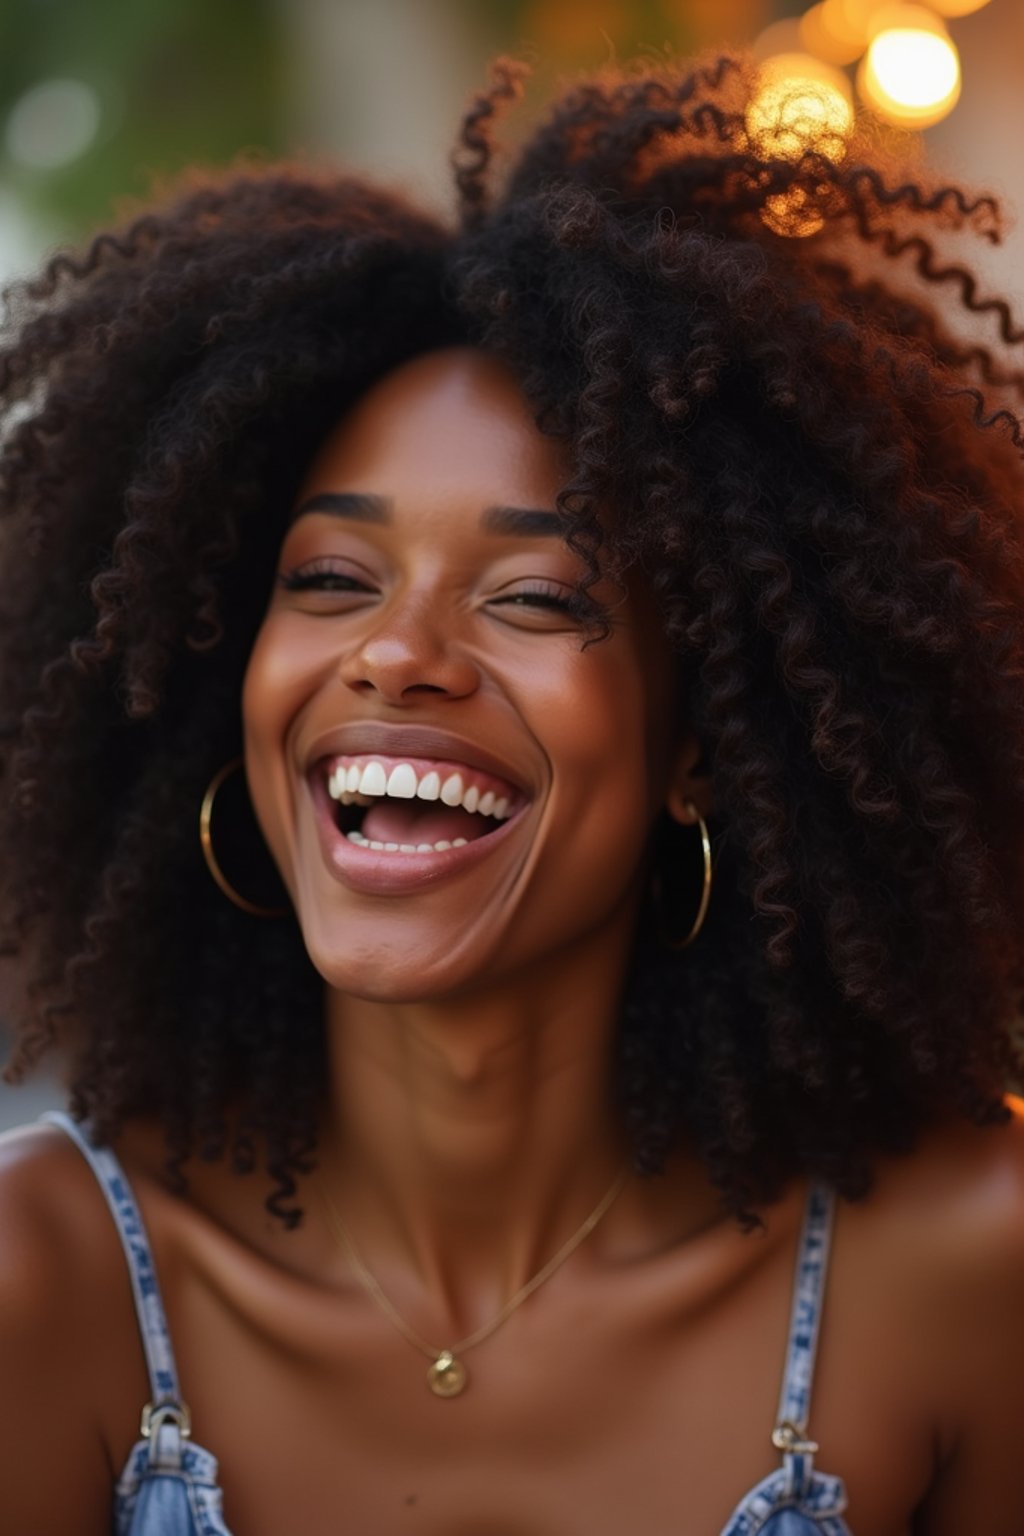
[45,1111,851,1535]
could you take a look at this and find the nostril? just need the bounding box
[342,631,480,703]
[348,679,449,702]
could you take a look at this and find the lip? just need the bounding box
[308,767,527,896]
[302,721,535,897]
[304,722,533,797]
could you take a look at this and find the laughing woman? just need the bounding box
[2,56,1024,1536]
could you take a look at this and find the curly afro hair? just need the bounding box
[2,56,1024,1225]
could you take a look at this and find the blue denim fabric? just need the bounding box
[720,1184,852,1535]
[44,1112,233,1536]
[44,1112,851,1535]
[115,1437,228,1536]
[720,1463,850,1535]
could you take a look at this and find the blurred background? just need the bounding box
[0,0,1019,1127]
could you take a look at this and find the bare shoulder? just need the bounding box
[836,1098,1024,1312]
[0,1120,134,1534]
[0,1116,150,1356]
[839,1100,1024,1534]
[0,1120,98,1299]
[859,1096,1024,1260]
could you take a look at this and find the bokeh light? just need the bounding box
[762,187,829,238]
[804,0,889,59]
[929,0,993,15]
[752,19,805,61]
[859,7,961,128]
[5,79,102,171]
[747,53,854,165]
[799,3,866,65]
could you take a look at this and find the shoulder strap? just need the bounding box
[774,1180,835,1436]
[42,1110,183,1409]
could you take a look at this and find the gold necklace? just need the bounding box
[319,1163,630,1398]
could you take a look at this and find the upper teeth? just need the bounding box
[327,761,512,820]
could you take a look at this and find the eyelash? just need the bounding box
[277,564,363,593]
[494,586,602,622]
[276,566,599,620]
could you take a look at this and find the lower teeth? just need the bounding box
[346,832,468,852]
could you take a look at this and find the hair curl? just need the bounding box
[2,55,1024,1224]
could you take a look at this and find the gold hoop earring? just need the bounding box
[199,757,289,919]
[654,801,712,950]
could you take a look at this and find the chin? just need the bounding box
[299,920,487,1005]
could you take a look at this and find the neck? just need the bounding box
[318,934,634,1332]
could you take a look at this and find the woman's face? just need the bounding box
[243,348,696,1001]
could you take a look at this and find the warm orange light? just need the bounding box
[865,1,952,37]
[799,3,864,66]
[858,8,961,129]
[811,0,888,57]
[746,54,854,164]
[752,19,805,62]
[762,187,827,238]
[929,0,992,15]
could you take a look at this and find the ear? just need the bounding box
[665,732,713,826]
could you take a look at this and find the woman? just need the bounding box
[1,54,1023,1535]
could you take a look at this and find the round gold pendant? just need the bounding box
[427,1350,468,1398]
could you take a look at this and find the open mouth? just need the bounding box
[322,754,523,854]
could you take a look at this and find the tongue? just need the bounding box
[361,802,489,845]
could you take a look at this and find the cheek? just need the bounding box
[243,612,323,719]
[548,628,676,796]
[526,642,674,900]
[240,617,317,882]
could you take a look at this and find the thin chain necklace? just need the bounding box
[319,1163,630,1398]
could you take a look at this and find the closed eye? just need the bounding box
[276,563,370,594]
[492,589,574,612]
[275,566,606,630]
[489,583,601,622]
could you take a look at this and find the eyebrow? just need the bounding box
[290,492,389,525]
[290,492,568,538]
[480,505,567,538]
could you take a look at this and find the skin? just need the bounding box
[1,348,1024,1535]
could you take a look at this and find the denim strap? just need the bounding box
[42,1110,182,1409]
[768,1182,835,1501]
[775,1181,834,1432]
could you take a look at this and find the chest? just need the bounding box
[108,1247,936,1536]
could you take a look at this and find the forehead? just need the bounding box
[297,348,571,512]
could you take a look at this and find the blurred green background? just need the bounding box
[1,0,1020,285]
[0,0,777,276]
[3,1,1021,280]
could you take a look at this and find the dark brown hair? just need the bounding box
[2,56,1023,1223]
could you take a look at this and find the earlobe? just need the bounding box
[665,735,713,826]
[665,787,703,826]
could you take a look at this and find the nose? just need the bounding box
[338,595,480,706]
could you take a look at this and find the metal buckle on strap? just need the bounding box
[140,1400,192,1440]
[772,1420,819,1455]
